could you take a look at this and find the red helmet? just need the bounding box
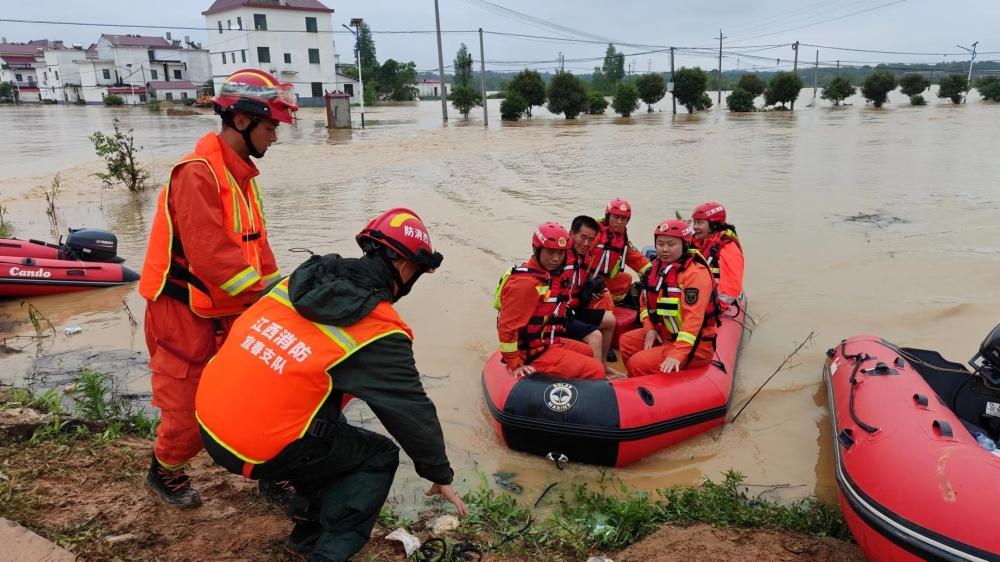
[531,222,570,251]
[213,69,298,124]
[356,208,443,271]
[653,219,694,243]
[606,198,632,219]
[692,201,727,224]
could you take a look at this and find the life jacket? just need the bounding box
[640,249,720,341]
[195,278,412,465]
[696,229,741,282]
[563,249,590,304]
[138,132,277,318]
[494,264,572,356]
[588,221,630,281]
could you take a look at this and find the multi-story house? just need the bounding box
[203,0,358,107]
[0,39,50,102]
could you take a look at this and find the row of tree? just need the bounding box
[342,23,421,103]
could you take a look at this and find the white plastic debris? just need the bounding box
[586,557,614,562]
[429,514,460,533]
[64,327,82,335]
[385,528,421,557]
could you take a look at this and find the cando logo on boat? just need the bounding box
[8,267,51,279]
[544,383,578,413]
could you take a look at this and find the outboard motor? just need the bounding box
[970,322,1000,387]
[64,228,124,263]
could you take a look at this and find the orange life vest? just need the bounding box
[195,278,412,464]
[495,265,572,355]
[640,250,720,337]
[695,229,741,282]
[587,221,630,281]
[138,132,276,318]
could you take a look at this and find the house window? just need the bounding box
[218,21,223,34]
[173,69,182,79]
[43,71,48,81]
[257,47,270,63]
[139,94,147,102]
[165,92,173,101]
[254,14,267,31]
[305,17,318,33]
[151,69,158,80]
[227,19,232,30]
[308,49,320,64]
[231,52,237,64]
[55,71,59,80]
[181,92,189,100]
[311,82,323,97]
[14,73,22,82]
[237,16,243,30]
[241,50,246,63]
[344,84,354,97]
[284,53,291,64]
[220,53,227,65]
[102,69,111,80]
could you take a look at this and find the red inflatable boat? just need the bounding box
[0,230,139,298]
[825,335,1000,561]
[482,298,747,467]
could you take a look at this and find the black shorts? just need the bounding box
[565,308,605,340]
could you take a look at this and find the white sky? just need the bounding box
[1,0,997,74]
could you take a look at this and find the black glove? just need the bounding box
[579,276,606,304]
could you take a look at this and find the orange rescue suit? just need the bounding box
[586,220,650,302]
[139,132,280,318]
[196,278,412,466]
[693,229,743,306]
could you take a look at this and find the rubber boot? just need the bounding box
[145,454,202,508]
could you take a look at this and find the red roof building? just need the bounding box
[202,0,333,15]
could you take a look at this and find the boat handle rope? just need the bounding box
[841,342,881,435]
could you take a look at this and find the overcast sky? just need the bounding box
[2,0,997,74]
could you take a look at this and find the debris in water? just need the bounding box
[64,327,82,335]
[843,212,907,228]
[493,471,523,494]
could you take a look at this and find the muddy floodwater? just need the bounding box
[2,88,998,514]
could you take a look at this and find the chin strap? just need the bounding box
[372,251,424,302]
[238,117,264,158]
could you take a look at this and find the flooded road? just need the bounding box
[2,87,998,512]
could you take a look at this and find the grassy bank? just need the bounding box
[0,377,852,560]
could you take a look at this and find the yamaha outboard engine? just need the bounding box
[970,322,1000,387]
[64,228,124,263]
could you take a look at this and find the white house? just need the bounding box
[40,43,87,103]
[417,79,450,99]
[202,0,358,107]
[148,80,201,101]
[0,39,49,102]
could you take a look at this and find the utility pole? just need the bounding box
[434,0,448,121]
[670,46,676,115]
[717,29,726,105]
[836,60,840,76]
[790,40,800,110]
[812,50,819,102]
[479,28,488,127]
[956,40,979,103]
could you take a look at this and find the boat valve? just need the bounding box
[546,452,569,470]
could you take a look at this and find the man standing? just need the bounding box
[138,69,296,507]
[195,209,467,561]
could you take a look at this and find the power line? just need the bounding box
[730,0,909,43]
[726,0,864,37]
[799,42,1000,57]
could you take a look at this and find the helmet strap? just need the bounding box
[237,116,264,159]
[369,247,422,302]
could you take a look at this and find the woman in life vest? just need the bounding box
[495,222,605,380]
[618,219,720,376]
[587,198,651,304]
[691,201,744,308]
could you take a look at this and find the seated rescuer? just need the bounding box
[618,219,721,376]
[587,198,651,304]
[565,215,623,376]
[195,208,467,562]
[495,222,606,380]
[691,201,744,308]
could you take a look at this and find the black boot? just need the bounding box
[259,479,296,505]
[145,455,202,508]
[285,521,322,554]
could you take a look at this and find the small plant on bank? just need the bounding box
[90,118,151,193]
[44,174,61,235]
[0,202,13,237]
[898,73,930,105]
[146,100,160,112]
[764,71,803,109]
[586,91,609,114]
[975,76,1000,102]
[821,76,856,106]
[938,74,968,104]
[499,92,528,121]
[103,94,124,106]
[546,71,588,119]
[861,70,897,108]
[634,73,666,112]
[612,82,640,117]
[673,67,709,114]
[726,87,756,112]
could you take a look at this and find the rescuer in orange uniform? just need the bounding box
[618,219,720,376]
[137,69,296,507]
[564,215,622,376]
[496,222,606,380]
[588,198,651,304]
[691,201,744,309]
[195,209,466,561]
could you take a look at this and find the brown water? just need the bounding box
[2,88,998,512]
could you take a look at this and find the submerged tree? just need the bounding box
[737,73,767,99]
[937,74,968,104]
[546,71,588,119]
[586,91,609,114]
[764,72,803,109]
[861,71,897,108]
[976,76,1000,102]
[673,67,708,114]
[499,92,528,121]
[726,87,755,112]
[508,69,546,117]
[90,118,151,193]
[612,82,640,117]
[449,43,482,118]
[898,73,929,106]
[635,73,666,112]
[820,76,856,106]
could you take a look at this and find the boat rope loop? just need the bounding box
[546,452,569,470]
[841,342,881,435]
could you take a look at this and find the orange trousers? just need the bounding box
[618,327,713,377]
[145,295,235,468]
[607,272,634,303]
[523,338,605,379]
